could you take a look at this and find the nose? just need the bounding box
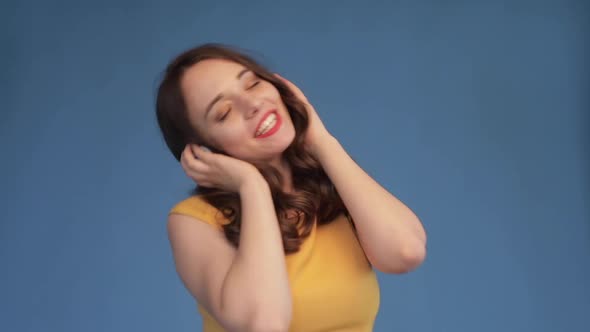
[239,95,261,119]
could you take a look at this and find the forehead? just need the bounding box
[181,58,246,112]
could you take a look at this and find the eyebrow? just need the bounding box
[204,68,251,120]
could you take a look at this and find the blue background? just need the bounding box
[1,0,588,331]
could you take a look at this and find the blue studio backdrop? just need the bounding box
[1,0,588,331]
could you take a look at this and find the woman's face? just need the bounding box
[181,58,296,166]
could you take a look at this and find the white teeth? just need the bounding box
[256,113,277,136]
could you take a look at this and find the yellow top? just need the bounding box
[169,195,380,332]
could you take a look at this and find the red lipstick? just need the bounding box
[255,111,282,138]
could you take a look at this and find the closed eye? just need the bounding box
[248,80,260,89]
[217,106,231,122]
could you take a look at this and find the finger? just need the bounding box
[274,73,308,103]
[274,73,299,91]
[182,144,208,165]
[184,155,209,174]
[190,144,213,162]
[183,158,209,176]
[181,147,209,173]
[191,173,211,185]
[182,163,211,185]
[274,73,293,87]
[180,145,198,169]
[196,181,213,188]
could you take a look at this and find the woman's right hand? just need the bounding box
[180,144,262,193]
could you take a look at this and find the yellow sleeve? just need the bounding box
[168,195,228,229]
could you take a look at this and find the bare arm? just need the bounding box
[274,74,427,275]
[221,175,292,329]
[314,136,427,274]
[168,147,291,331]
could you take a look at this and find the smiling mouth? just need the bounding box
[255,112,281,138]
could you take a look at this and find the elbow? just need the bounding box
[372,241,427,274]
[247,311,291,332]
[222,303,291,332]
[219,287,292,331]
[223,310,291,332]
[399,243,427,272]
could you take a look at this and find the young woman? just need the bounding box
[156,43,427,332]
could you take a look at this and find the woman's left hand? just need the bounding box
[275,74,332,156]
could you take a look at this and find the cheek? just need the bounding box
[212,127,250,155]
[261,83,282,102]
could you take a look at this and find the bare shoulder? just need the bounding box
[167,213,236,326]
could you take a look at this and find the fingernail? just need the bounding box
[200,146,211,152]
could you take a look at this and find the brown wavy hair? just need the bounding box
[156,43,347,254]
